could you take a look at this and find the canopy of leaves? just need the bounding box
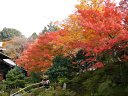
[46,55,72,81]
[3,37,27,59]
[0,27,23,41]
[14,1,128,95]
[16,32,61,72]
[4,67,26,89]
[16,0,128,74]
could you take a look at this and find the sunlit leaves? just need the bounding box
[16,0,128,73]
[16,32,60,73]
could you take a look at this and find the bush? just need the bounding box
[0,92,9,96]
[4,66,26,91]
[22,86,76,96]
[0,82,6,92]
[25,72,42,84]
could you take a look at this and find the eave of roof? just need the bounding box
[3,59,16,67]
[0,52,11,59]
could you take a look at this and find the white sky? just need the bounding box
[0,0,78,37]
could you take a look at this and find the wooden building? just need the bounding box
[0,52,27,80]
[0,52,17,80]
[0,42,27,80]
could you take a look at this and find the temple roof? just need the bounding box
[0,52,10,59]
[3,59,16,67]
[0,52,16,67]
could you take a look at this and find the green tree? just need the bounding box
[26,72,42,83]
[46,55,72,82]
[42,22,59,34]
[0,27,23,41]
[4,66,26,90]
[28,32,38,43]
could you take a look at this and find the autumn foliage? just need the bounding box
[16,32,58,72]
[16,0,128,73]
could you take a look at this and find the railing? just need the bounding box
[10,82,44,96]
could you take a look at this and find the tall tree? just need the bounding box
[27,32,38,43]
[42,22,59,34]
[16,32,60,73]
[16,0,128,73]
[4,67,26,89]
[46,55,72,81]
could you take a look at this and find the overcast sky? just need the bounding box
[0,0,78,37]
